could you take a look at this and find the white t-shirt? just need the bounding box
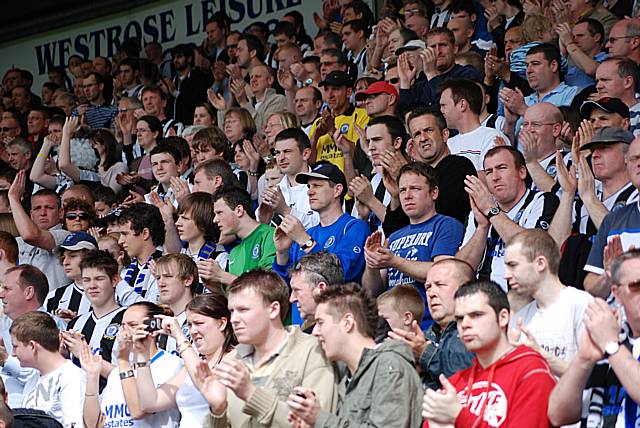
[175,369,210,428]
[511,286,593,362]
[100,350,183,428]
[278,173,320,230]
[22,360,87,428]
[447,126,507,171]
[17,225,70,290]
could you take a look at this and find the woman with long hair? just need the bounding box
[134,293,237,427]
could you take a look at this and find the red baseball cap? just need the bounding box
[355,81,398,101]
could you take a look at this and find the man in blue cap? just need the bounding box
[273,162,370,287]
[44,231,97,322]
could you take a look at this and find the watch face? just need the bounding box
[605,342,619,356]
[490,207,500,215]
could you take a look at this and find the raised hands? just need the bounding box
[499,87,527,117]
[193,360,228,414]
[364,230,395,269]
[208,88,226,111]
[230,79,248,104]
[169,176,191,204]
[79,341,103,379]
[349,175,375,205]
[62,115,80,140]
[398,53,417,89]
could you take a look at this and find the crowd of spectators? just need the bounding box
[0,0,639,426]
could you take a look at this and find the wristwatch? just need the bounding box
[604,341,620,357]
[486,206,501,220]
[301,238,316,251]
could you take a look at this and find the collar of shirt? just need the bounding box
[526,82,573,104]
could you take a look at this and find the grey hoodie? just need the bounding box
[315,339,423,428]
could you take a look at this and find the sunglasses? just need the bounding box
[386,78,400,84]
[66,212,90,221]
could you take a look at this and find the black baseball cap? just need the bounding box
[580,97,630,119]
[295,163,348,195]
[319,71,353,88]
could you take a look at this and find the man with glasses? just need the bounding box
[79,72,117,129]
[605,18,640,63]
[403,1,429,38]
[384,60,401,93]
[520,102,565,192]
[319,48,349,80]
[549,249,640,427]
[355,82,398,118]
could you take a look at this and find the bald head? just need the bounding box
[428,258,475,286]
[606,19,640,58]
[522,102,563,153]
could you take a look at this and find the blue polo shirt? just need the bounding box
[566,51,608,90]
[524,82,579,107]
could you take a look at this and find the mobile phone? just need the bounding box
[143,318,162,332]
[270,214,284,227]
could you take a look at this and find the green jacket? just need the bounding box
[315,339,423,428]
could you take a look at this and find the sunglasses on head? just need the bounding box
[66,212,90,221]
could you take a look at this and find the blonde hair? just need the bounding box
[267,111,298,130]
[377,285,425,323]
[521,15,552,43]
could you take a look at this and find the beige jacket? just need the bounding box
[204,326,337,428]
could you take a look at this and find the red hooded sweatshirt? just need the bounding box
[424,345,556,428]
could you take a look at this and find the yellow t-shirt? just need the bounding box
[310,106,369,172]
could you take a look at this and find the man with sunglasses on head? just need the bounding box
[549,249,640,428]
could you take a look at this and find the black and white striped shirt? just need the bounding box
[67,307,126,369]
[45,282,91,318]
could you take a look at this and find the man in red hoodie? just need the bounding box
[422,280,556,428]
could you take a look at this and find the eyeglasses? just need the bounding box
[66,212,90,221]
[0,127,17,132]
[607,35,637,44]
[366,93,388,100]
[405,8,424,18]
[136,128,151,134]
[386,78,400,84]
[522,121,557,129]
